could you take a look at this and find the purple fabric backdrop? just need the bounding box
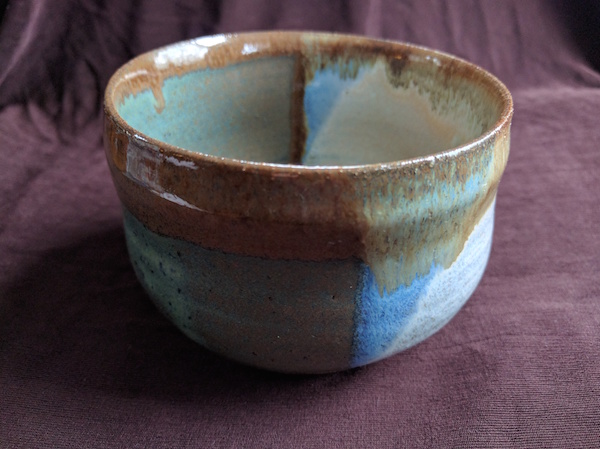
[1,1,599,447]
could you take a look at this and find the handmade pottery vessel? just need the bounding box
[104,32,513,374]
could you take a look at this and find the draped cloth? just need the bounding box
[1,1,599,447]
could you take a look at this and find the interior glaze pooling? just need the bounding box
[116,41,502,166]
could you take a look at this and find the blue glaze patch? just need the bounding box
[351,201,496,367]
[303,66,367,160]
[352,262,441,367]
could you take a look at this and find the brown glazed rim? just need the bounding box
[104,31,514,174]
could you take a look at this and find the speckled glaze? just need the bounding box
[104,32,513,373]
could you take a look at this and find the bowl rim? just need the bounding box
[104,30,513,174]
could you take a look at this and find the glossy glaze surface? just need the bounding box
[104,32,513,373]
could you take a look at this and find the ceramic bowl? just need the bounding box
[104,32,513,374]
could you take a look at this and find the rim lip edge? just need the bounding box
[104,30,514,175]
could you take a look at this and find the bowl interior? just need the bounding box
[111,34,507,166]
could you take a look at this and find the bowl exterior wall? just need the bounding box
[105,115,508,373]
[103,32,512,373]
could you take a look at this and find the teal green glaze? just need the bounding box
[123,208,361,373]
[119,56,296,163]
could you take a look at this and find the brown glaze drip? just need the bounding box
[300,36,410,86]
[112,68,166,113]
[385,55,409,87]
[110,34,300,108]
[289,54,308,164]
[354,127,510,293]
[108,32,505,115]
